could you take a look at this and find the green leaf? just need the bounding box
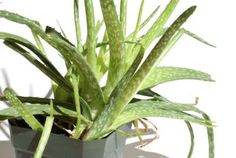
[140,66,214,90]
[0,103,75,120]
[32,32,47,57]
[185,121,194,158]
[0,101,93,125]
[74,0,83,52]
[140,0,179,48]
[108,45,144,103]
[44,36,105,119]
[0,32,63,78]
[34,116,54,158]
[0,10,105,118]
[140,5,161,31]
[3,39,72,93]
[45,26,75,47]
[84,0,97,72]
[70,74,81,139]
[95,20,104,36]
[183,28,216,48]
[110,100,211,131]
[0,95,74,106]
[57,20,68,38]
[100,0,126,101]
[125,0,179,70]
[139,91,215,158]
[3,88,43,131]
[120,0,127,36]
[85,6,197,140]
[203,114,215,158]
[126,4,161,40]
[126,0,144,57]
[96,32,109,80]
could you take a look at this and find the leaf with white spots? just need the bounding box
[125,0,179,70]
[110,100,213,130]
[101,0,126,101]
[3,88,43,131]
[85,6,197,140]
[0,10,105,118]
[0,100,93,125]
[140,66,214,90]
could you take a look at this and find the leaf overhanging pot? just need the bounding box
[9,122,130,158]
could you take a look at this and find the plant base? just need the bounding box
[10,124,130,158]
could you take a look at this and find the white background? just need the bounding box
[0,0,234,157]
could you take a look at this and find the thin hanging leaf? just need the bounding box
[185,121,194,158]
[110,100,212,130]
[202,114,215,158]
[139,90,215,158]
[3,88,43,131]
[140,66,214,90]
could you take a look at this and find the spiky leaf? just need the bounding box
[0,10,105,118]
[85,6,197,140]
[3,88,43,131]
[100,0,126,101]
[110,100,211,130]
[140,66,214,90]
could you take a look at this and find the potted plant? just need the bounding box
[0,0,215,157]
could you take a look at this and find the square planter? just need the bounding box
[9,124,130,158]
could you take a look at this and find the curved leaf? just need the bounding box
[185,121,194,158]
[0,10,105,118]
[110,100,211,130]
[140,66,214,90]
[4,88,43,131]
[0,32,63,79]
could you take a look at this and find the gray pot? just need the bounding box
[10,124,130,158]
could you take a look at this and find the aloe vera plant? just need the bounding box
[0,0,215,157]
